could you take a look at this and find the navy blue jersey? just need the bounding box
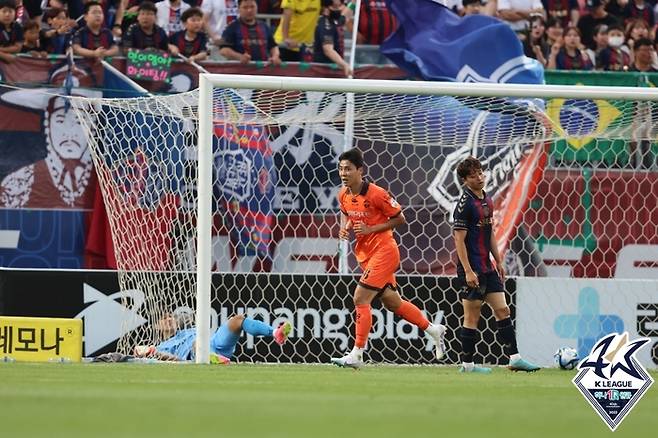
[0,22,24,47]
[72,26,115,50]
[313,14,345,63]
[170,30,208,57]
[597,47,631,71]
[123,23,169,51]
[453,188,495,275]
[219,19,275,61]
[40,29,71,54]
[555,48,593,70]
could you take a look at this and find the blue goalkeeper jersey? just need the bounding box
[156,328,196,360]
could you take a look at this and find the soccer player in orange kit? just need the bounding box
[331,148,447,369]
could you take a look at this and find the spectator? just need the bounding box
[597,24,632,70]
[115,0,141,36]
[606,0,625,17]
[122,1,169,53]
[23,0,41,22]
[463,0,484,15]
[14,0,29,24]
[169,6,209,61]
[19,17,44,54]
[44,0,84,20]
[107,0,125,39]
[156,0,190,36]
[218,0,280,64]
[202,0,238,46]
[548,25,593,68]
[524,15,550,65]
[313,0,349,75]
[545,16,564,45]
[629,37,657,70]
[625,17,650,51]
[577,0,620,49]
[40,7,71,54]
[0,0,23,63]
[274,0,320,61]
[586,23,608,66]
[72,1,119,58]
[497,0,545,33]
[256,0,281,12]
[541,0,579,27]
[623,0,654,28]
[349,0,395,44]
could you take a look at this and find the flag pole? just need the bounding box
[339,0,361,274]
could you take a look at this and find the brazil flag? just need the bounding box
[545,70,658,167]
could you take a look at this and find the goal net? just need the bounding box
[72,76,658,364]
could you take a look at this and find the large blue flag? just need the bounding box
[381,0,544,84]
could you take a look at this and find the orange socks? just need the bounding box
[355,304,372,348]
[394,300,430,330]
[355,301,428,348]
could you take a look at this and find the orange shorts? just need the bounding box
[358,244,400,293]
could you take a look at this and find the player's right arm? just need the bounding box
[453,198,478,288]
[454,230,478,288]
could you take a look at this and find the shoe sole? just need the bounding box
[330,358,362,370]
[508,366,540,373]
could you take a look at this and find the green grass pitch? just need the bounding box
[0,363,655,438]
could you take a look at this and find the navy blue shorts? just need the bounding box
[457,271,505,301]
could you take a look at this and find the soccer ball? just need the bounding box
[554,347,579,370]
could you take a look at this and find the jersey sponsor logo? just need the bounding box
[573,332,654,431]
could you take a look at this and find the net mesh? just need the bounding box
[72,86,658,364]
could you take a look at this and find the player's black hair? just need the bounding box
[138,1,157,13]
[633,37,653,51]
[238,0,258,4]
[181,7,203,22]
[0,0,17,11]
[338,148,364,169]
[456,156,483,180]
[84,1,103,14]
[22,19,39,31]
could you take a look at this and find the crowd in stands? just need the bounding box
[3,0,658,72]
[0,0,358,71]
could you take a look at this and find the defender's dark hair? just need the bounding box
[456,156,483,180]
[181,7,203,22]
[43,7,66,22]
[0,0,17,11]
[84,1,103,14]
[138,1,158,13]
[23,19,39,31]
[634,37,653,51]
[338,148,364,169]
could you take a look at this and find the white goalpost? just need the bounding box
[73,75,658,365]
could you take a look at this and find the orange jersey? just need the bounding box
[338,181,402,263]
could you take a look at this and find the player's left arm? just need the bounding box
[490,229,505,280]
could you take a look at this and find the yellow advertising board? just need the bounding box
[0,316,83,362]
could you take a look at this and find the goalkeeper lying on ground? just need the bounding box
[133,313,292,363]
